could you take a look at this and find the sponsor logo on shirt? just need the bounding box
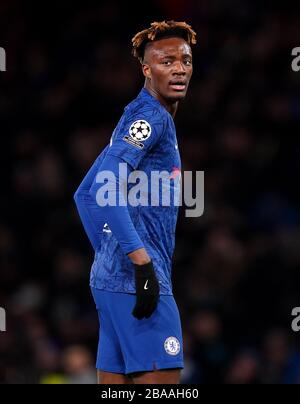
[102,223,112,233]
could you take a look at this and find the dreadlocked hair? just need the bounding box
[132,20,197,63]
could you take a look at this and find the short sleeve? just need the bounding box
[106,105,166,169]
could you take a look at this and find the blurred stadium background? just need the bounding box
[1,0,300,384]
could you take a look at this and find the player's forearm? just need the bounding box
[97,202,145,254]
[89,154,146,255]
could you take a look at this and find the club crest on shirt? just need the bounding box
[164,336,181,356]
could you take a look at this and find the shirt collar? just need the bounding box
[138,87,176,123]
[138,87,164,109]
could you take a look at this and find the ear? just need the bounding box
[142,63,151,79]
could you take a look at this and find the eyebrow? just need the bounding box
[158,53,192,59]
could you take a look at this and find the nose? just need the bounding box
[173,61,186,75]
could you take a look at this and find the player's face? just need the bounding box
[143,37,193,102]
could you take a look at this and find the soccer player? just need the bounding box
[74,20,196,384]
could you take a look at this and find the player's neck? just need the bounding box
[144,85,178,118]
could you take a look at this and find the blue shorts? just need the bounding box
[91,288,184,375]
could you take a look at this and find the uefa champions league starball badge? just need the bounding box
[129,120,152,141]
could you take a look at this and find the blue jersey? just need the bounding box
[75,88,181,295]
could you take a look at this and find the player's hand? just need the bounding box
[132,261,160,320]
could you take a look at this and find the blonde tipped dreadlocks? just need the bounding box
[132,20,197,63]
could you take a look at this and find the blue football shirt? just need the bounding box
[75,88,181,295]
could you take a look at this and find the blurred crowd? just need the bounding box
[1,0,300,384]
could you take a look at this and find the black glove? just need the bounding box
[132,261,160,320]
